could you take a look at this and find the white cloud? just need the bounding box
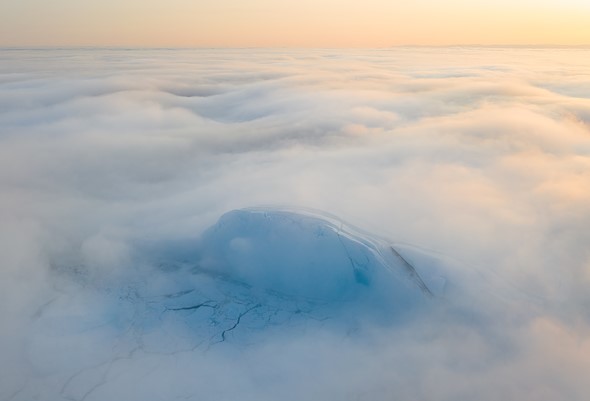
[1,47,590,400]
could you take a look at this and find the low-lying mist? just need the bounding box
[1,47,590,401]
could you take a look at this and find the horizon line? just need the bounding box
[2,44,590,51]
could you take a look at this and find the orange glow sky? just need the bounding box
[1,0,589,47]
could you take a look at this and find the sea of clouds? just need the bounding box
[1,47,590,401]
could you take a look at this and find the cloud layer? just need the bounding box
[1,47,590,400]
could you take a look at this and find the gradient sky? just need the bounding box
[1,0,589,47]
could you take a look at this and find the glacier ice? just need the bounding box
[16,208,447,401]
[39,207,441,353]
[198,207,434,304]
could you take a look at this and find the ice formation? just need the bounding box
[198,207,434,303]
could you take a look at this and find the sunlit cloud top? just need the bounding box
[1,0,590,47]
[2,47,590,400]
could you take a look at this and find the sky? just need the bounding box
[1,0,590,47]
[1,47,590,400]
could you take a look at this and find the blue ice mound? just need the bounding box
[31,207,441,366]
[198,207,433,303]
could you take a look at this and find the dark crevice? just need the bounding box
[165,301,217,312]
[219,304,261,342]
[390,246,433,297]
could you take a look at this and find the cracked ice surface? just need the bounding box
[14,208,442,401]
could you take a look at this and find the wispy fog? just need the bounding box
[1,48,590,401]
